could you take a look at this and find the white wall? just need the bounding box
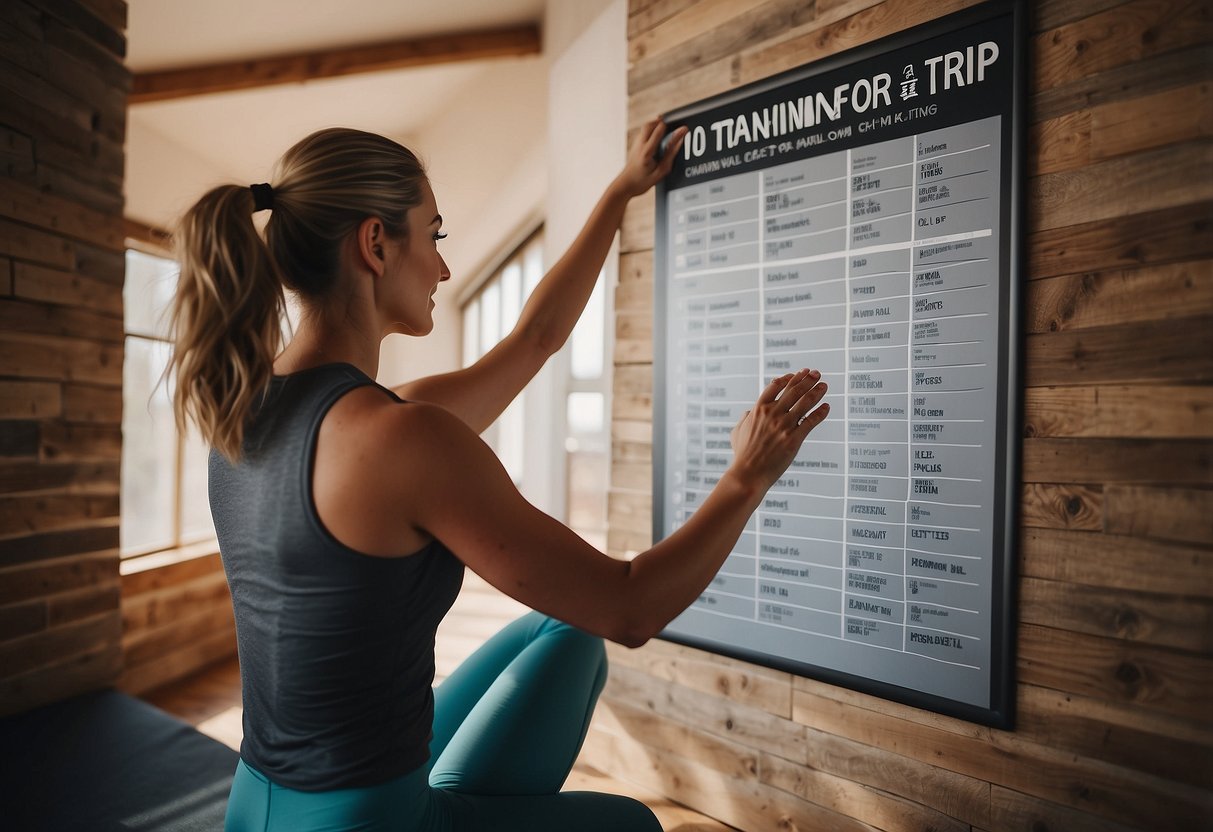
[520,0,627,517]
[379,57,549,387]
[125,114,240,229]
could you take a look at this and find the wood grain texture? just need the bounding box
[12,261,123,314]
[1023,316,1213,386]
[1020,527,1213,597]
[759,750,970,832]
[628,0,701,40]
[0,0,128,709]
[1027,201,1213,280]
[793,723,991,826]
[46,580,120,627]
[38,422,122,463]
[121,603,236,668]
[1028,142,1213,232]
[0,521,119,568]
[1032,0,1211,93]
[0,492,118,536]
[1033,0,1136,32]
[0,596,46,640]
[988,786,1147,832]
[130,26,540,103]
[1020,438,1213,484]
[61,383,121,424]
[0,331,123,383]
[0,641,121,718]
[628,0,820,93]
[629,0,774,63]
[1019,576,1213,651]
[0,297,124,344]
[1020,482,1103,530]
[604,662,809,764]
[118,626,236,696]
[1024,261,1212,333]
[1032,42,1213,124]
[584,727,884,832]
[1103,484,1213,544]
[1017,623,1213,722]
[0,380,61,420]
[0,178,125,252]
[121,570,232,636]
[606,637,792,717]
[792,685,1212,828]
[0,217,76,270]
[0,608,120,677]
[1014,683,1213,789]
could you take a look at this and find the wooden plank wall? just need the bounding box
[0,0,131,716]
[592,0,1213,829]
[118,551,237,696]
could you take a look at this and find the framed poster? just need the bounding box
[652,0,1024,727]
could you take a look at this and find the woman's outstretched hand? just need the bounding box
[729,369,830,491]
[613,118,688,198]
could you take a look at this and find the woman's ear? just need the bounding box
[355,216,386,276]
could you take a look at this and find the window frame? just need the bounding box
[458,223,616,547]
[120,235,218,563]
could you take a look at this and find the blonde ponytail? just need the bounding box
[169,128,426,462]
[170,185,284,462]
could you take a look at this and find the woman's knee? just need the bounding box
[533,614,607,656]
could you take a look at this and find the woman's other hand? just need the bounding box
[613,118,688,198]
[729,369,830,491]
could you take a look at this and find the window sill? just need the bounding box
[119,538,220,576]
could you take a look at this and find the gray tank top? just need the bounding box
[209,363,464,791]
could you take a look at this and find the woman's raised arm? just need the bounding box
[394,119,687,434]
[359,368,830,646]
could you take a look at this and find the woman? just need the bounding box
[170,120,829,831]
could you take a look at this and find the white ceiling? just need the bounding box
[124,0,550,255]
[128,61,493,183]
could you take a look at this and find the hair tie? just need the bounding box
[250,183,274,212]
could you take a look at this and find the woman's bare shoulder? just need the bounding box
[313,385,469,556]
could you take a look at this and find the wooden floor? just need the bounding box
[144,572,732,832]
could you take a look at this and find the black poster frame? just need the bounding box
[651,0,1024,728]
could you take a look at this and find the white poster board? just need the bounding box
[653,0,1023,726]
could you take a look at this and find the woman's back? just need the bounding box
[210,363,464,791]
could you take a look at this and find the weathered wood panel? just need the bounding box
[1020,527,1213,597]
[0,492,118,538]
[602,1,1213,830]
[1031,0,1211,93]
[116,550,238,694]
[1024,261,1212,333]
[0,0,128,713]
[1023,385,1213,438]
[1026,201,1213,280]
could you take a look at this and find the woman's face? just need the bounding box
[378,179,450,336]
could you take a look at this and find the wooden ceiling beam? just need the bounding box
[129,25,541,104]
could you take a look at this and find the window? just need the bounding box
[461,231,543,483]
[563,278,610,549]
[120,249,216,557]
[460,227,612,549]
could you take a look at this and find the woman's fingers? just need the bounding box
[756,372,797,405]
[657,127,688,173]
[641,119,666,158]
[785,379,829,420]
[767,369,819,407]
[795,400,831,434]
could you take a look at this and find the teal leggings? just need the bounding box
[225,612,660,831]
